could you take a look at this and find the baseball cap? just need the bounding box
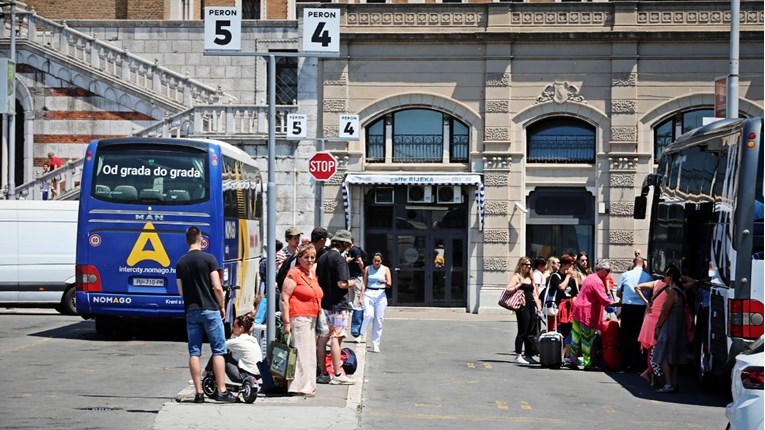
[311,227,331,242]
[285,227,302,238]
[332,229,353,244]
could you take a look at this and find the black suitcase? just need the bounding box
[539,331,563,369]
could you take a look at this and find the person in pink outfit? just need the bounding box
[635,276,670,387]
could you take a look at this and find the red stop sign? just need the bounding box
[309,151,337,181]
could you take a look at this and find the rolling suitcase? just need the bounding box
[539,331,563,368]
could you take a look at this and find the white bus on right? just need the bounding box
[634,117,764,390]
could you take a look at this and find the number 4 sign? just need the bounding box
[339,114,359,140]
[302,9,340,54]
[287,114,307,139]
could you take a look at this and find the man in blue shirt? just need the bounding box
[616,257,653,372]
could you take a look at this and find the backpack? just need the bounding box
[275,253,298,289]
[359,247,369,266]
[324,347,358,375]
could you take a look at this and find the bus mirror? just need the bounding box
[634,196,647,219]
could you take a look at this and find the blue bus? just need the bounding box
[75,138,264,336]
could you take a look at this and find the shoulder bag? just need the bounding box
[269,334,297,381]
[499,287,526,311]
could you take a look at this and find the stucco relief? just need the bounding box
[510,11,610,26]
[325,172,345,186]
[609,230,634,245]
[609,202,635,216]
[484,257,510,272]
[484,127,509,141]
[323,126,339,138]
[612,72,637,87]
[610,259,633,274]
[323,199,338,213]
[610,126,637,142]
[484,201,509,215]
[347,11,484,27]
[486,73,511,88]
[535,81,585,104]
[609,157,639,171]
[612,100,636,114]
[483,155,513,170]
[325,72,348,86]
[323,99,347,112]
[486,100,509,113]
[610,173,635,188]
[637,10,763,25]
[484,229,510,243]
[484,172,509,187]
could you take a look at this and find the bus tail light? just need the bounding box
[741,366,764,390]
[729,299,765,339]
[76,265,102,293]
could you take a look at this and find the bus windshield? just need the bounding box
[92,146,208,205]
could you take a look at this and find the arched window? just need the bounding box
[526,117,596,163]
[365,108,469,164]
[653,108,714,161]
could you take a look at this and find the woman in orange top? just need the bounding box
[281,244,323,396]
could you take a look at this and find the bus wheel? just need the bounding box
[57,287,77,315]
[95,316,116,337]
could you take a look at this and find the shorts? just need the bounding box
[320,306,350,339]
[186,309,227,357]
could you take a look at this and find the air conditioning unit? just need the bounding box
[437,186,463,204]
[374,187,394,204]
[407,185,433,203]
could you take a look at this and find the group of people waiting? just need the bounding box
[507,249,696,393]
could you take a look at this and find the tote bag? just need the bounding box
[269,334,297,381]
[498,288,526,311]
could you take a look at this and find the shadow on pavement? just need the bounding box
[29,319,188,342]
[603,369,729,407]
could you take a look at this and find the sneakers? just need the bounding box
[523,356,538,364]
[564,358,579,370]
[193,393,205,403]
[329,374,355,385]
[516,355,529,364]
[356,335,366,344]
[212,390,237,403]
[317,373,332,384]
[372,344,380,353]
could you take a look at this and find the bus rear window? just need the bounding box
[92,147,208,205]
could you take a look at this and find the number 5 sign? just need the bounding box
[302,9,340,54]
[204,7,242,51]
[287,114,307,139]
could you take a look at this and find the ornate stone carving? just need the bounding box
[484,201,509,215]
[612,72,637,87]
[486,73,511,88]
[482,155,513,170]
[323,126,339,138]
[323,99,347,112]
[612,100,636,114]
[486,100,509,113]
[325,171,346,185]
[610,259,633,274]
[610,126,637,142]
[510,11,610,26]
[484,127,509,141]
[325,72,348,86]
[484,229,509,243]
[636,10,762,25]
[535,81,585,104]
[609,157,639,171]
[347,11,484,27]
[609,202,635,216]
[610,173,635,188]
[484,172,508,187]
[609,230,634,245]
[323,199,338,213]
[483,257,509,272]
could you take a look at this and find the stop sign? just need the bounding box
[308,151,337,181]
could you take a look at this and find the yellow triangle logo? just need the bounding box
[127,222,170,267]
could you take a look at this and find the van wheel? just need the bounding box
[58,287,77,315]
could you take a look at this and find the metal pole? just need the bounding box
[266,54,277,348]
[727,0,740,119]
[316,138,324,227]
[7,0,16,200]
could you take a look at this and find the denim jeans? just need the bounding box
[186,309,227,357]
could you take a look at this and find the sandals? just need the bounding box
[655,384,676,393]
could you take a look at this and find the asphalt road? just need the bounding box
[0,309,189,430]
[360,312,729,430]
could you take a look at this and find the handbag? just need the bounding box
[269,334,297,381]
[498,288,526,311]
[351,307,364,338]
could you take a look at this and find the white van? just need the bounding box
[0,200,78,314]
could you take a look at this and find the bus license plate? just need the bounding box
[133,278,165,287]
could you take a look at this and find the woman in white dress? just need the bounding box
[359,253,392,353]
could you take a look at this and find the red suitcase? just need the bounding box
[601,346,620,370]
[600,320,619,349]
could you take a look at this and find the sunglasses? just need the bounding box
[522,263,532,267]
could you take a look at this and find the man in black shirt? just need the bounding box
[316,229,355,385]
[176,226,236,403]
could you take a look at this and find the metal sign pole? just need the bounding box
[265,54,277,348]
[7,0,16,200]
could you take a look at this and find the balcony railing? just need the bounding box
[527,136,595,163]
[366,134,470,163]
